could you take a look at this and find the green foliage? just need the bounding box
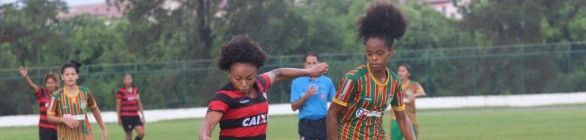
[0,0,585,115]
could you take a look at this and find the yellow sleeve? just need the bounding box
[416,84,425,94]
[333,98,348,107]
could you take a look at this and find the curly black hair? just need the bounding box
[217,35,267,71]
[358,1,407,47]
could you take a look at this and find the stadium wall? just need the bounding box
[1,92,585,127]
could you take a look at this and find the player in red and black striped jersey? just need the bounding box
[116,73,145,140]
[18,66,59,140]
[199,35,329,140]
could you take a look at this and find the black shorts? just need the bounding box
[298,118,327,140]
[39,127,57,140]
[121,116,143,132]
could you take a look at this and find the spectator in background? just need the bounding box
[391,63,426,139]
[290,52,336,140]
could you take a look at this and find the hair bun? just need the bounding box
[68,60,82,68]
[358,1,408,43]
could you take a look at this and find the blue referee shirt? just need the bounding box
[290,75,336,120]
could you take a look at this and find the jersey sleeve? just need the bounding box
[207,93,230,113]
[415,83,425,94]
[391,82,406,111]
[257,74,272,92]
[115,89,123,99]
[327,78,336,102]
[34,89,43,100]
[333,76,356,107]
[87,92,98,109]
[47,95,60,116]
[290,79,303,103]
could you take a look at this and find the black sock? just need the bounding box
[134,136,142,140]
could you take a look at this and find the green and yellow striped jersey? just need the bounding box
[333,64,405,140]
[47,86,97,140]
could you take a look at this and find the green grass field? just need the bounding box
[1,104,585,140]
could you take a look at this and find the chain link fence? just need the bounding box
[1,42,585,115]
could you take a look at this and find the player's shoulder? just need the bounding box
[51,88,64,99]
[342,64,368,80]
[255,74,271,85]
[291,76,309,84]
[215,85,241,99]
[389,70,399,81]
[319,75,335,83]
[79,86,91,93]
[410,80,420,85]
[116,87,125,93]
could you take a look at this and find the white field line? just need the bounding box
[1,92,585,127]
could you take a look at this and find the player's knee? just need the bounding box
[137,127,145,137]
[137,131,145,137]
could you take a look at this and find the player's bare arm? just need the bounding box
[264,63,329,85]
[394,110,416,140]
[199,111,222,140]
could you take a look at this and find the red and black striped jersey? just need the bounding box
[207,74,272,140]
[115,87,140,117]
[35,88,57,130]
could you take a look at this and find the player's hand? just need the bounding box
[62,116,79,128]
[100,130,108,140]
[308,63,329,77]
[118,117,122,126]
[304,86,318,98]
[141,117,146,125]
[408,95,416,103]
[18,66,28,77]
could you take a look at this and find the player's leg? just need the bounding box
[413,123,419,137]
[134,116,145,140]
[298,119,306,140]
[317,118,328,140]
[135,125,145,140]
[391,119,404,140]
[122,117,135,140]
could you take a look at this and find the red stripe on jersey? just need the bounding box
[116,87,140,117]
[120,111,139,116]
[222,102,268,120]
[219,123,267,138]
[39,123,57,130]
[207,74,272,139]
[35,88,57,130]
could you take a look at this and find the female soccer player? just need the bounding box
[47,60,108,140]
[116,73,145,140]
[391,63,426,139]
[198,35,329,140]
[326,1,416,140]
[18,66,59,140]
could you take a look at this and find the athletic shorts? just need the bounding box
[299,118,327,140]
[121,116,143,132]
[39,127,57,140]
